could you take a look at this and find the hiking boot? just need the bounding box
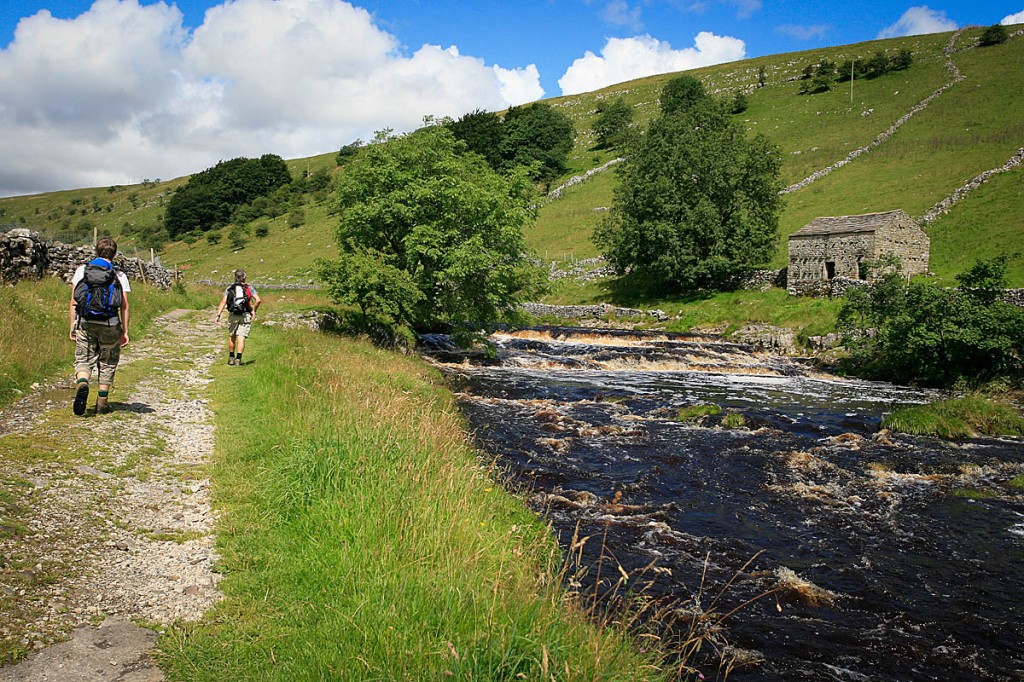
[73,382,89,416]
[96,400,111,415]
[228,357,235,365]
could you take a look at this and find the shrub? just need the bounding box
[979,24,1009,46]
[228,226,249,250]
[838,255,1024,387]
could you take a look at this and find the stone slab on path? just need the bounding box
[0,618,161,682]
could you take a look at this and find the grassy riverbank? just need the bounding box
[0,278,201,408]
[158,324,667,681]
[883,393,1024,439]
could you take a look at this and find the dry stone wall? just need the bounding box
[1,229,176,289]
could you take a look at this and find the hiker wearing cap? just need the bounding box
[69,236,131,416]
[214,269,261,366]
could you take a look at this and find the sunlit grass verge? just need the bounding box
[159,325,667,681]
[881,394,1024,439]
[0,277,203,408]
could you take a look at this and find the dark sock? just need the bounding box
[77,378,89,384]
[236,354,243,364]
[229,352,236,359]
[98,390,109,398]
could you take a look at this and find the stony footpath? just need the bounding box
[0,309,223,681]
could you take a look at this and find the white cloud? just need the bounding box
[731,0,763,20]
[776,24,831,41]
[0,0,543,196]
[558,33,745,96]
[877,6,958,39]
[1002,10,1024,25]
[603,0,644,31]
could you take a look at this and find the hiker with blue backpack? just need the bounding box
[69,237,130,416]
[214,269,261,366]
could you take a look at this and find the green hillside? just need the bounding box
[1,25,1021,290]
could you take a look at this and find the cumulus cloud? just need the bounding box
[877,6,958,39]
[1002,10,1024,25]
[558,33,746,96]
[0,0,542,196]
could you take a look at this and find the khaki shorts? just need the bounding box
[228,312,252,338]
[74,321,123,385]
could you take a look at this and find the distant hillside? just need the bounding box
[1,25,1021,289]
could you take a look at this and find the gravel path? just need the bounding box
[0,309,224,680]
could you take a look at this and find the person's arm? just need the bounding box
[119,292,130,347]
[214,294,227,322]
[69,290,78,340]
[250,289,261,318]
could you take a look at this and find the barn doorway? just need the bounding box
[825,261,836,279]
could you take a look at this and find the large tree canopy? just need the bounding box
[316,125,546,339]
[499,103,575,181]
[594,91,784,292]
[164,154,291,237]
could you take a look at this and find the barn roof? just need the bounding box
[790,210,912,238]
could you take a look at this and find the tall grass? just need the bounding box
[882,394,1024,438]
[160,325,667,680]
[0,277,201,407]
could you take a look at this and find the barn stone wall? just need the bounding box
[874,214,930,276]
[787,232,874,294]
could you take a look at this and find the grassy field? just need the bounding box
[158,322,669,681]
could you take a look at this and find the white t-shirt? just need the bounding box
[71,262,132,293]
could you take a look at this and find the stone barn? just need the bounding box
[787,210,929,295]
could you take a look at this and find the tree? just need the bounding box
[316,125,546,339]
[592,97,634,149]
[594,94,784,292]
[164,154,291,237]
[979,24,1009,46]
[730,91,749,114]
[336,139,363,165]
[448,109,504,169]
[659,75,706,115]
[799,60,837,94]
[838,255,1024,386]
[863,51,892,79]
[499,103,575,182]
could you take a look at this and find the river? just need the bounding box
[427,327,1024,681]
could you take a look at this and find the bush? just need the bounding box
[730,91,749,114]
[206,230,222,245]
[979,24,1009,46]
[254,223,269,238]
[228,226,249,250]
[838,255,1024,387]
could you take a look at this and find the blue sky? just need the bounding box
[1,0,1022,196]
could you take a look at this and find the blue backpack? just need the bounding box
[73,258,123,321]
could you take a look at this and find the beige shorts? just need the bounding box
[74,321,123,385]
[228,312,252,338]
